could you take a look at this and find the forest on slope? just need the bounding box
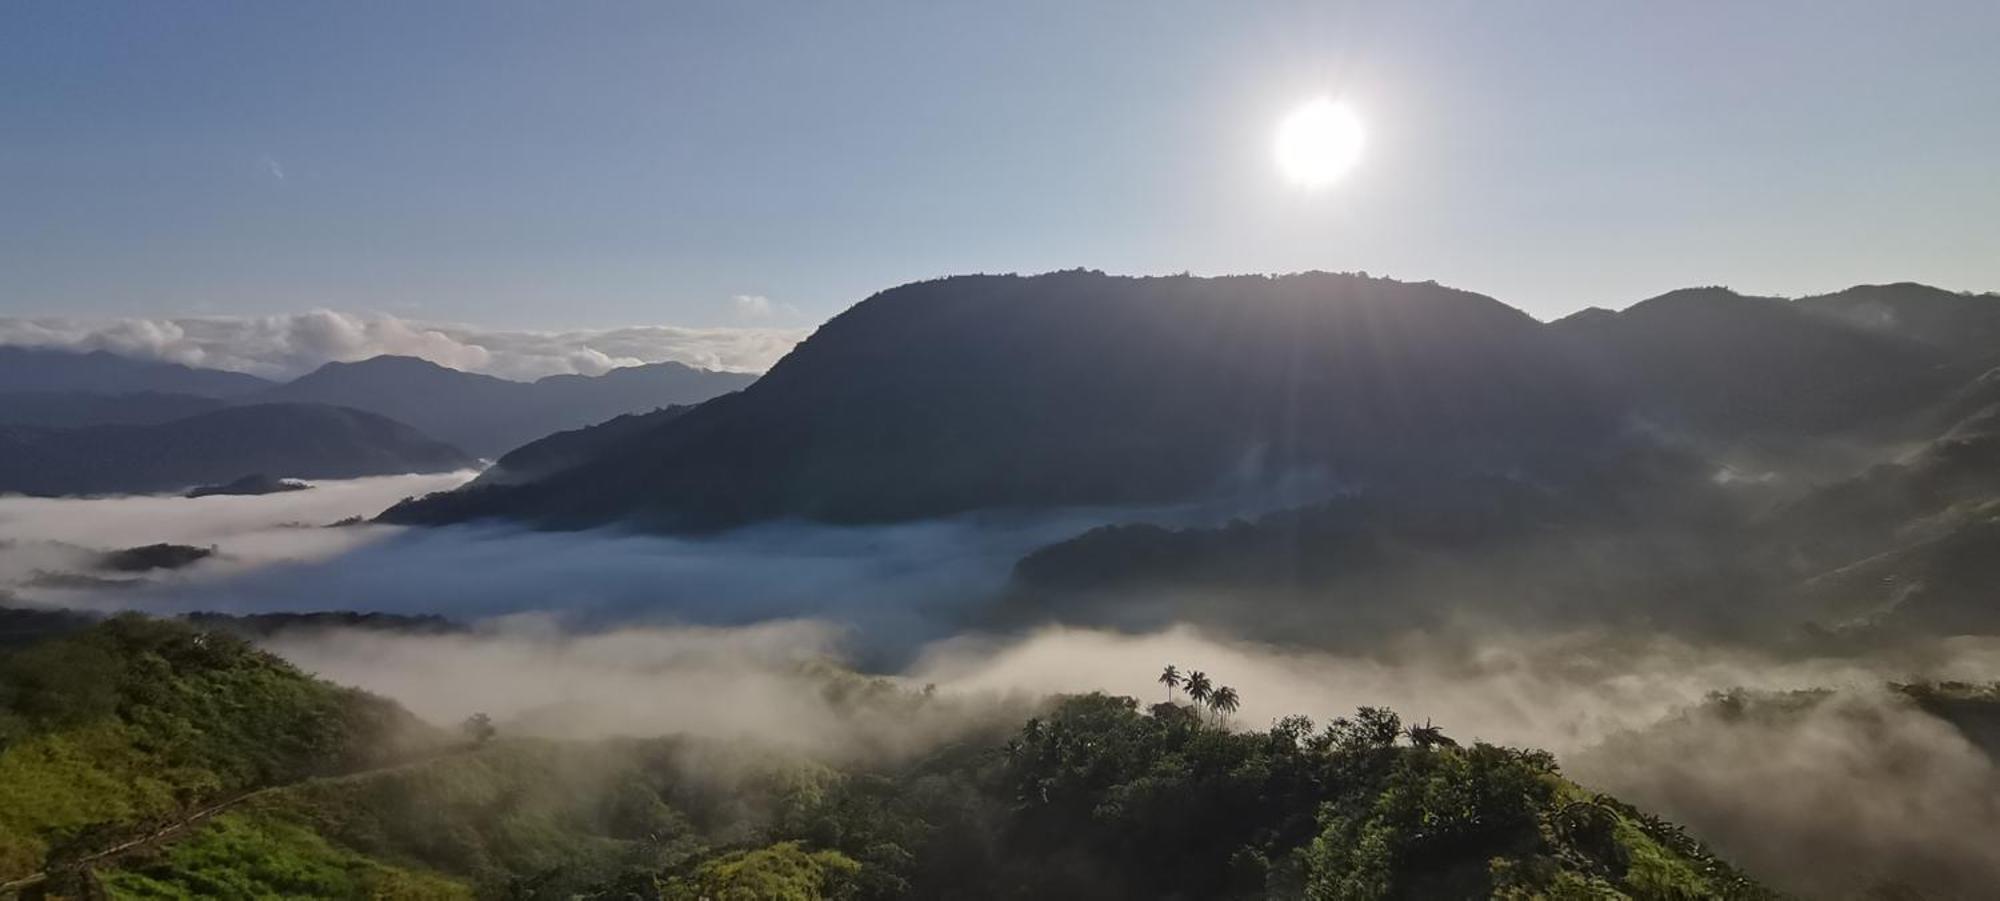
[0,617,1768,900]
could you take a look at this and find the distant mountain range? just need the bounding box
[0,404,474,496]
[0,348,759,491]
[0,390,228,427]
[258,355,753,456]
[0,347,271,397]
[11,273,2000,642]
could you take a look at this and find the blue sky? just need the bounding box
[5,1,1997,330]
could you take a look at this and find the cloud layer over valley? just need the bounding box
[5,475,2000,896]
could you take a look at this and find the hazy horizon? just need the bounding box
[2,269,1990,380]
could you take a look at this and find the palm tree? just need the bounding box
[1208,686,1240,727]
[1185,671,1212,708]
[1158,665,1182,703]
[1406,719,1456,750]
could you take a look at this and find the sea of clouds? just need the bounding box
[3,473,1999,895]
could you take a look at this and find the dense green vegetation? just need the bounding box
[755,695,1767,899]
[0,615,436,884]
[98,813,470,900]
[0,618,1770,899]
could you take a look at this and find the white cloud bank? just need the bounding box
[0,310,810,380]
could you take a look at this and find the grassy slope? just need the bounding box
[102,736,840,899]
[98,813,469,900]
[0,615,440,882]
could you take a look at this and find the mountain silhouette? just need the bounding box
[385,270,1623,529]
[0,391,227,427]
[0,347,272,397]
[257,355,755,456]
[473,405,691,487]
[1552,286,1959,439]
[1795,283,2000,367]
[0,403,473,496]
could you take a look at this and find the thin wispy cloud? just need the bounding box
[0,311,809,380]
[729,293,802,321]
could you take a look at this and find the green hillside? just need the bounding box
[0,618,1769,899]
[0,615,442,892]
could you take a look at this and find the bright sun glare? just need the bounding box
[1275,98,1365,189]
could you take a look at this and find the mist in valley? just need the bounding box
[253,617,2000,898]
[0,470,1341,657]
[5,472,2000,896]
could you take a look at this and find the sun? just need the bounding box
[1275,98,1365,189]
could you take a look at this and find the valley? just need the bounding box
[3,272,2000,898]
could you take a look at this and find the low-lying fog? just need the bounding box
[263,619,2000,898]
[0,470,1329,655]
[4,474,1998,895]
[0,471,475,599]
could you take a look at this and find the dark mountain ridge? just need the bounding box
[386,270,1627,530]
[364,270,2000,654]
[472,404,691,486]
[0,346,757,458]
[1550,286,1961,440]
[0,390,227,427]
[0,347,272,397]
[256,354,756,456]
[0,403,474,496]
[1795,282,2000,366]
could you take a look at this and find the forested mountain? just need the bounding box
[0,617,1769,899]
[1006,342,2000,644]
[384,271,1626,529]
[1005,449,1766,642]
[385,274,2000,533]
[259,355,755,456]
[1550,286,1962,440]
[472,405,691,486]
[367,272,2000,652]
[1794,282,2000,366]
[0,403,473,496]
[0,348,272,397]
[0,348,755,458]
[0,391,227,428]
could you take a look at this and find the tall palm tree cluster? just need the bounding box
[1157,664,1241,727]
